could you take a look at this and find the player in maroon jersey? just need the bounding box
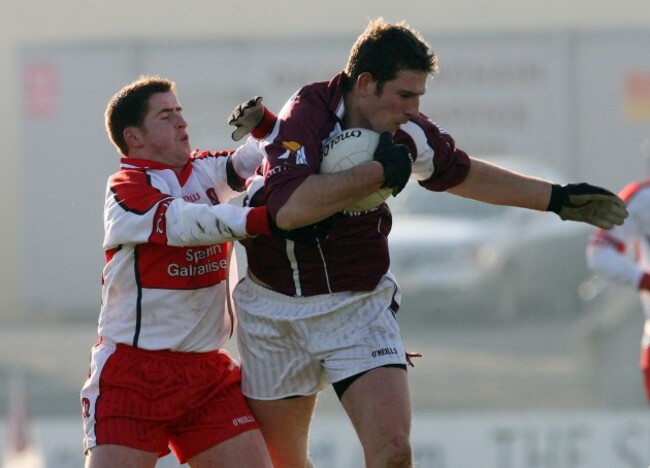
[230,19,628,468]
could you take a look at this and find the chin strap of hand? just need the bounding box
[228,96,277,141]
[373,132,413,196]
[546,183,628,229]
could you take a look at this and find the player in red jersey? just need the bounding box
[587,179,650,404]
[231,19,628,468]
[81,76,275,467]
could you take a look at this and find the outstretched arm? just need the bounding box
[447,158,627,229]
[447,158,551,209]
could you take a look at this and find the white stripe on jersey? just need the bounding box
[286,240,302,296]
[316,243,332,293]
[400,120,436,181]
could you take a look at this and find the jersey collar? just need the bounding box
[119,158,193,185]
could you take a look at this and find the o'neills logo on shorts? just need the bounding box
[372,347,398,358]
[232,415,255,426]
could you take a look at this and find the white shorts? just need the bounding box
[233,274,407,399]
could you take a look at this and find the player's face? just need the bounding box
[361,69,428,134]
[134,92,191,170]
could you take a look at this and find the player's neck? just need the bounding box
[342,92,370,130]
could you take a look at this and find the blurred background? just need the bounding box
[1,1,650,466]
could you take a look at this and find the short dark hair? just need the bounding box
[344,18,438,93]
[105,75,175,156]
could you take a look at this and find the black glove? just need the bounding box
[373,132,412,196]
[228,96,264,141]
[546,183,628,229]
[269,216,334,247]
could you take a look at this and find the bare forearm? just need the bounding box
[275,161,385,229]
[447,158,552,210]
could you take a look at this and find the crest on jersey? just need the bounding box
[205,188,219,205]
[277,141,308,165]
[81,398,91,419]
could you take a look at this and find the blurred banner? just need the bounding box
[1,412,649,467]
[16,29,650,317]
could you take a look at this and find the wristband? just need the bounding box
[245,206,272,236]
[250,107,277,139]
[546,184,564,214]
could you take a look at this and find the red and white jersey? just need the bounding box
[100,138,264,352]
[587,180,650,318]
[242,71,471,297]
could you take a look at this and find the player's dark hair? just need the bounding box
[343,18,439,93]
[105,75,175,156]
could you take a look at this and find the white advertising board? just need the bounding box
[3,411,650,467]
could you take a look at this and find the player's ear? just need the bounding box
[356,72,375,97]
[124,127,145,150]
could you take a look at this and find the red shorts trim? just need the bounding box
[83,343,259,463]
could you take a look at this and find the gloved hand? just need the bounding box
[269,216,334,247]
[546,183,628,229]
[373,132,413,196]
[228,96,268,141]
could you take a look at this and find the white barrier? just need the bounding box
[2,411,650,467]
[311,412,650,468]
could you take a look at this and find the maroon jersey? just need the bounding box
[242,72,471,297]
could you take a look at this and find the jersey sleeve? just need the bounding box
[190,143,262,205]
[163,200,263,246]
[396,115,471,192]
[230,136,266,181]
[193,139,265,195]
[586,187,650,288]
[103,170,266,250]
[587,229,644,287]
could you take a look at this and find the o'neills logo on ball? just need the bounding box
[321,129,362,158]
